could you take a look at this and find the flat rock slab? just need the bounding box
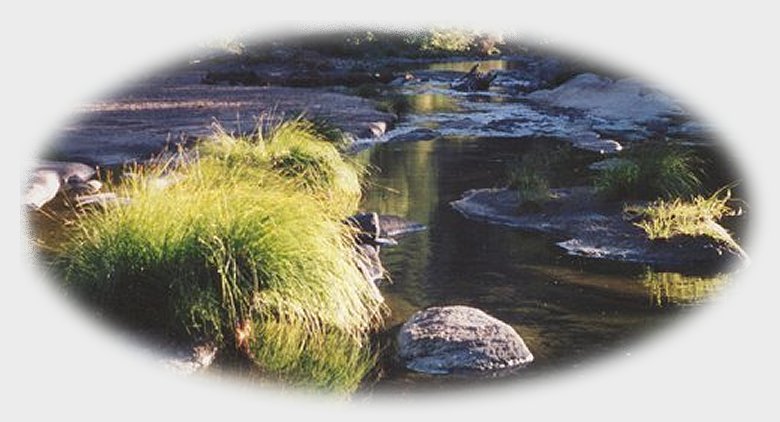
[450,187,749,272]
[50,70,396,166]
[397,305,533,375]
[527,73,684,123]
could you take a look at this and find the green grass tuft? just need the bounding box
[506,164,551,205]
[595,144,704,200]
[624,186,738,244]
[505,145,580,210]
[201,118,364,218]
[58,119,384,391]
[249,322,379,393]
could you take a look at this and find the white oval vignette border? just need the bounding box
[6,2,776,421]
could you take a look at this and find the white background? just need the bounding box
[5,1,778,420]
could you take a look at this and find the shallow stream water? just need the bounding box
[355,136,730,392]
[351,59,740,392]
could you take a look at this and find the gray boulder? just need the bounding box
[528,73,684,123]
[397,305,533,374]
[24,161,98,209]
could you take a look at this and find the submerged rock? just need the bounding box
[397,305,533,374]
[388,128,441,143]
[375,214,427,238]
[450,187,748,271]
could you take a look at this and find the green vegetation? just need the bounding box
[58,119,385,392]
[624,187,737,244]
[404,29,499,56]
[249,322,380,392]
[505,144,585,210]
[507,163,551,205]
[250,29,506,60]
[594,144,704,200]
[201,118,364,217]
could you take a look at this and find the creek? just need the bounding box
[353,59,741,391]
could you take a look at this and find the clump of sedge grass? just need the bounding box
[595,144,704,200]
[624,186,738,244]
[59,119,384,392]
[506,164,550,205]
[505,145,579,211]
[201,118,364,218]
[249,322,380,393]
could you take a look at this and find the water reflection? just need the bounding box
[403,93,461,114]
[426,60,519,72]
[642,271,729,307]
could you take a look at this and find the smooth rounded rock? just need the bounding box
[397,305,533,374]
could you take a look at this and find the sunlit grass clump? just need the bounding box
[249,322,380,393]
[58,120,384,391]
[624,187,738,244]
[201,118,364,217]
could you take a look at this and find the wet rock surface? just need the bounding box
[349,212,427,286]
[450,187,748,271]
[397,305,533,374]
[375,63,707,154]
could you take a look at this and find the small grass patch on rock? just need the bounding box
[624,187,738,244]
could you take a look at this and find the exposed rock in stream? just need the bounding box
[527,73,684,123]
[349,212,427,286]
[450,187,748,272]
[397,305,533,374]
[49,69,396,166]
[450,64,498,92]
[376,65,707,155]
[24,161,99,209]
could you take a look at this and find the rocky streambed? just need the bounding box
[24,46,748,389]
